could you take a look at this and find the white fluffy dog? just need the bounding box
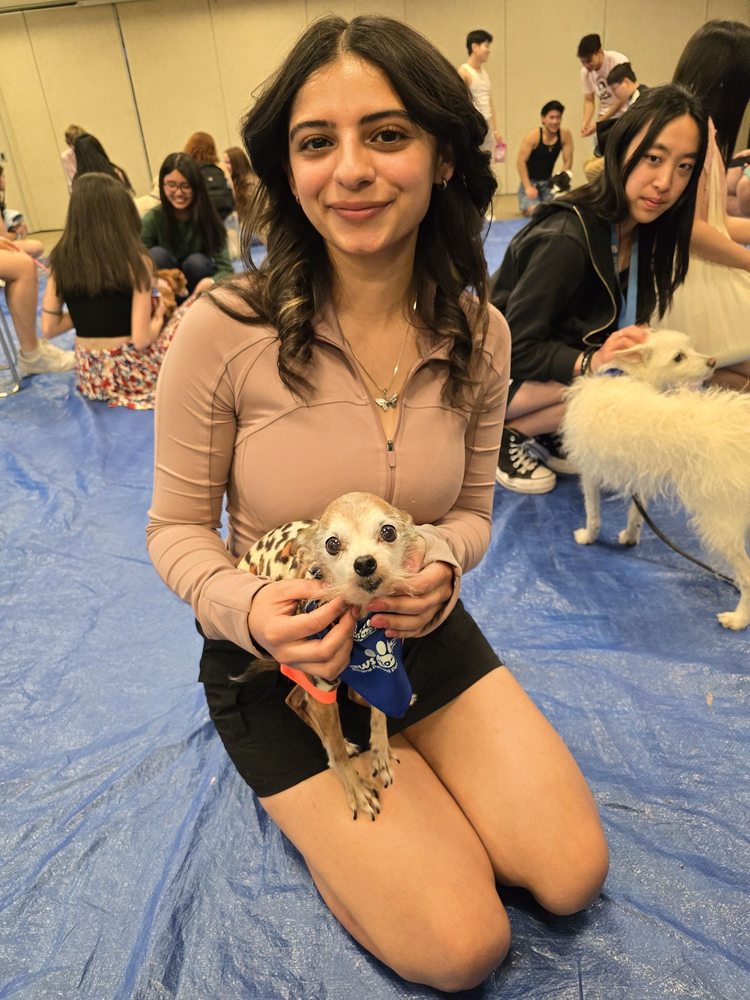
[562,329,750,630]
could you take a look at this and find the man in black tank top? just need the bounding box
[517,101,573,216]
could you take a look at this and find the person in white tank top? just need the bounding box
[458,29,501,154]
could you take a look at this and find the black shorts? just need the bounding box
[199,601,502,797]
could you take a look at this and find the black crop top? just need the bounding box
[66,290,133,339]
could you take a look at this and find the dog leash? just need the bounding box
[630,495,738,590]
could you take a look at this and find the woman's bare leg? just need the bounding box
[506,381,567,436]
[404,668,609,915]
[260,735,510,992]
[0,250,39,352]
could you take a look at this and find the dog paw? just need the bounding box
[370,745,400,788]
[574,528,596,545]
[618,529,640,547]
[344,738,361,758]
[717,610,749,631]
[345,773,382,821]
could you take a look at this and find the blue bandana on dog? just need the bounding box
[300,600,413,718]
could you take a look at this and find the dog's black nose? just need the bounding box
[353,555,377,578]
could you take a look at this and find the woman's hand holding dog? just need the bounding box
[248,581,357,681]
[589,324,649,374]
[366,561,454,639]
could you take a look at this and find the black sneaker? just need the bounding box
[525,432,579,475]
[496,426,557,494]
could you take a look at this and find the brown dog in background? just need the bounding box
[154,268,188,319]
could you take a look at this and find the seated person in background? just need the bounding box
[60,124,86,191]
[41,173,173,410]
[184,131,235,220]
[726,150,750,217]
[141,153,233,294]
[0,239,74,375]
[517,101,573,216]
[595,64,648,156]
[73,133,134,193]
[0,165,43,258]
[223,146,258,220]
[222,145,262,253]
[490,86,708,493]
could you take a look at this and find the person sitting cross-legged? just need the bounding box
[491,85,708,493]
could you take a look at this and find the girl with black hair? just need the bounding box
[491,85,708,493]
[73,134,134,193]
[141,153,232,294]
[654,20,750,389]
[147,15,608,991]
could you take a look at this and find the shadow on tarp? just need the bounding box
[0,224,748,999]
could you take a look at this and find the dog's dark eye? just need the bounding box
[673,352,685,363]
[324,536,341,556]
[380,524,397,543]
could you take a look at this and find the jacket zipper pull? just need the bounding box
[386,440,396,468]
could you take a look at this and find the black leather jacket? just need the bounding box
[490,201,653,386]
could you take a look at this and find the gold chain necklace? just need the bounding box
[343,323,411,411]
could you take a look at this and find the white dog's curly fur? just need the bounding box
[562,329,750,630]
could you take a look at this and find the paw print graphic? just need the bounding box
[365,639,398,672]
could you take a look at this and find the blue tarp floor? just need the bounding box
[0,221,747,999]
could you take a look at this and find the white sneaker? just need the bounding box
[18,339,75,375]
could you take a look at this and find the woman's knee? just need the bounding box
[531,827,610,916]
[388,901,511,992]
[181,253,215,292]
[0,249,35,282]
[148,246,177,270]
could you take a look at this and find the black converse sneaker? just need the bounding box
[496,426,557,494]
[525,432,579,475]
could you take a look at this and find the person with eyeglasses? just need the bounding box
[141,153,233,294]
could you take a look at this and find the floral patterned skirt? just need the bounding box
[74,297,192,410]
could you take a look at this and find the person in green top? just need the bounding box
[141,153,233,294]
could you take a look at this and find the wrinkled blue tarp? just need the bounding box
[0,226,747,998]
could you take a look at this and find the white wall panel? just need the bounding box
[705,0,750,21]
[25,4,151,200]
[116,0,227,186]
[0,12,66,229]
[208,0,308,149]
[603,0,713,86]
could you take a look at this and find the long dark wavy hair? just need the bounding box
[212,14,496,406]
[157,153,226,258]
[564,84,708,318]
[73,134,134,194]
[673,19,750,167]
[49,172,151,300]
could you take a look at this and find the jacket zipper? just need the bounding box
[570,205,619,346]
[328,334,440,503]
